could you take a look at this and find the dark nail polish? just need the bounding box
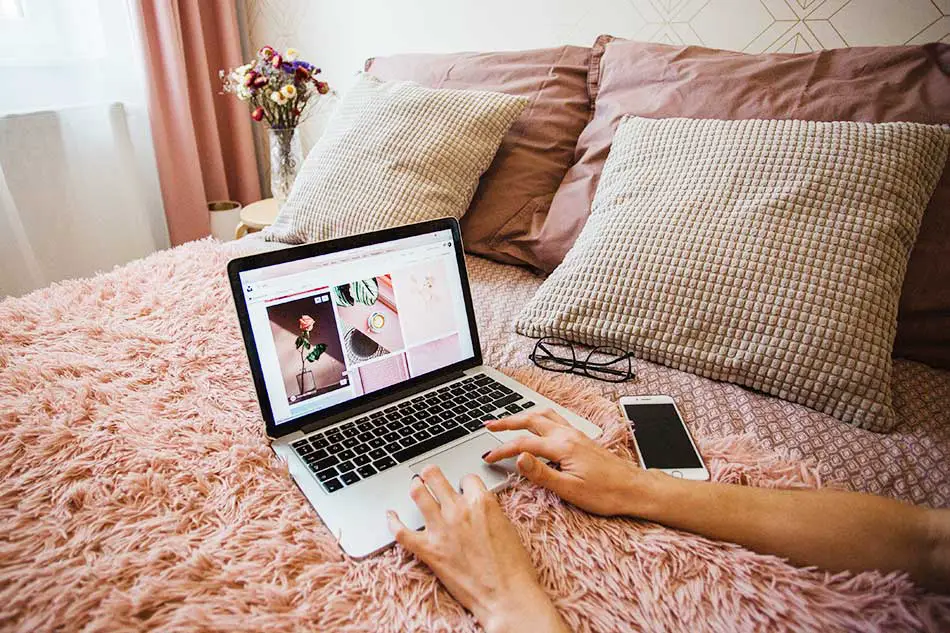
[481,451,491,461]
[411,473,421,480]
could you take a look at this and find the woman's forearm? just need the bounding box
[626,472,949,593]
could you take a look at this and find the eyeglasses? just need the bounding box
[529,337,636,383]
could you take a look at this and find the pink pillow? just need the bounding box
[366,46,591,269]
[543,37,950,368]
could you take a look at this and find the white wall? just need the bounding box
[242,0,949,155]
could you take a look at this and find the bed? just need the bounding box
[2,235,948,632]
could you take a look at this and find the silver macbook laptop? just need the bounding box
[228,218,601,557]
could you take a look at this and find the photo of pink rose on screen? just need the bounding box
[266,291,347,405]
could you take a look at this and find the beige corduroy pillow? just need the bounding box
[263,74,527,244]
[516,117,949,432]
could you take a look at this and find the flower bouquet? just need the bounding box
[221,46,330,203]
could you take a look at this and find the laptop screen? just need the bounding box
[237,228,476,429]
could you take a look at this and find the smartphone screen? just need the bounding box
[624,403,702,469]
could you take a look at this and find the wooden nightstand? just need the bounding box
[234,198,279,239]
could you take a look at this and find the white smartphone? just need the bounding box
[619,395,710,481]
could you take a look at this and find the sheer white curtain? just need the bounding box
[0,0,169,298]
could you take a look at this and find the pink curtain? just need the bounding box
[138,0,262,245]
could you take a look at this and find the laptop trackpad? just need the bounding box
[408,433,517,492]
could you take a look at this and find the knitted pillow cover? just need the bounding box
[263,74,527,244]
[516,117,949,431]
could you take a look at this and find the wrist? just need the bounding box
[478,581,566,633]
[618,467,669,520]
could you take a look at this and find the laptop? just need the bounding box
[228,217,601,557]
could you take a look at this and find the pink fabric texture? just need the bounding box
[137,0,261,245]
[463,254,950,508]
[548,37,950,368]
[1,238,949,630]
[358,353,410,393]
[366,46,591,269]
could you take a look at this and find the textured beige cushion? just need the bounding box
[263,74,527,244]
[516,117,949,431]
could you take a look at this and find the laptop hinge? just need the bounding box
[298,370,467,435]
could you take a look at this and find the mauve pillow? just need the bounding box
[543,37,950,368]
[366,46,590,268]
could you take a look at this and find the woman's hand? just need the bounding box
[388,465,568,633]
[483,408,650,517]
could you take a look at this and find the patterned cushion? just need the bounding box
[516,117,949,432]
[263,74,527,244]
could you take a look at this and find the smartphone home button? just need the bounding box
[671,470,684,478]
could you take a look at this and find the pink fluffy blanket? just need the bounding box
[1,240,948,632]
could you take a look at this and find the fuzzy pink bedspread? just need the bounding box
[2,239,949,632]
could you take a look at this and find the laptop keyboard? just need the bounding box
[290,373,535,493]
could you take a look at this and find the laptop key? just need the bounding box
[369,437,385,448]
[341,471,361,486]
[327,443,343,454]
[296,444,314,456]
[322,478,343,493]
[357,464,377,478]
[398,426,413,437]
[492,394,522,410]
[292,439,308,449]
[521,401,535,409]
[383,406,398,414]
[384,441,402,454]
[456,413,471,423]
[354,454,370,466]
[327,432,344,443]
[411,421,428,431]
[429,423,445,434]
[399,436,417,448]
[338,449,355,461]
[369,448,387,461]
[311,456,339,472]
[342,437,359,448]
[505,404,522,414]
[383,431,400,443]
[310,437,329,449]
[465,419,486,432]
[342,427,359,438]
[375,457,396,471]
[338,460,355,473]
[357,432,374,442]
[316,467,339,482]
[372,427,388,437]
[393,427,468,463]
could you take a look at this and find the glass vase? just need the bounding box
[269,127,302,205]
